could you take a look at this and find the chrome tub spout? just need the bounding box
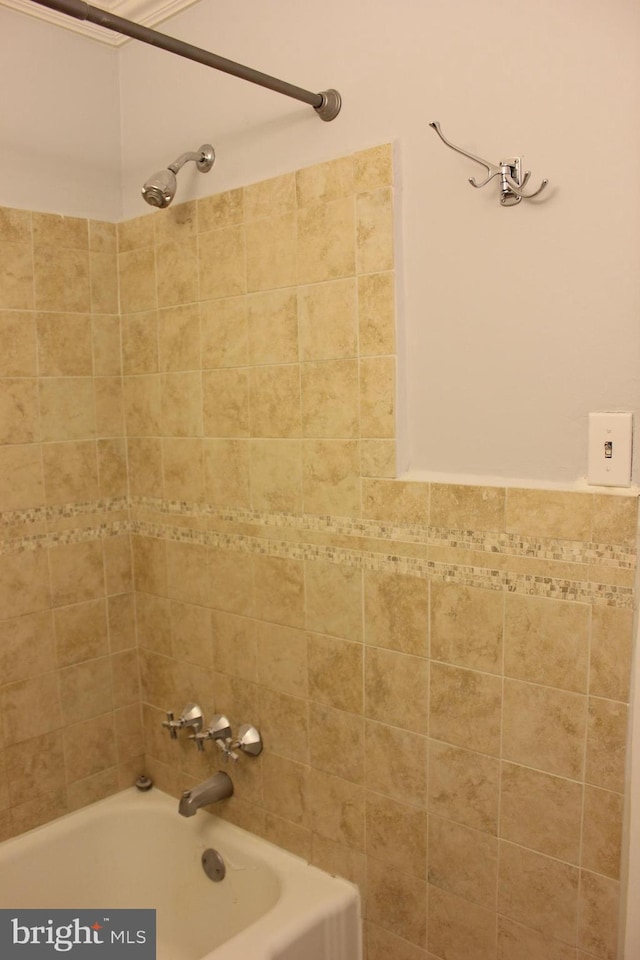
[178,771,234,817]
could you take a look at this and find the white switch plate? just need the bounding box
[588,412,633,487]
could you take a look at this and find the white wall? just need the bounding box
[2,0,640,486]
[117,0,640,487]
[0,5,122,221]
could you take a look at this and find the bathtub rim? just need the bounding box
[0,784,362,960]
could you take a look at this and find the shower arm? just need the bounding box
[27,0,342,121]
[168,148,213,174]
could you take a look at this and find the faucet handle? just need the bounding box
[162,710,178,739]
[208,714,232,740]
[179,703,204,732]
[235,724,263,757]
[216,740,240,762]
[189,730,210,752]
[162,703,203,739]
[218,724,263,761]
[189,714,233,752]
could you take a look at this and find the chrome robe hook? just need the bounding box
[430,121,549,206]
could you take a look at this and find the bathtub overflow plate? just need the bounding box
[201,848,226,882]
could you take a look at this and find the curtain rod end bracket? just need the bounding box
[314,89,341,121]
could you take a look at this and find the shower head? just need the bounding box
[141,168,178,208]
[142,143,215,208]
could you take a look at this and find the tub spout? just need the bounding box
[178,771,234,817]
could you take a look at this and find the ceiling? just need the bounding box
[4,0,201,45]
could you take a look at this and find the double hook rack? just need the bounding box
[430,121,549,206]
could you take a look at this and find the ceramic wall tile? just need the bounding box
[504,594,590,693]
[305,560,363,642]
[356,188,394,275]
[498,842,579,944]
[0,444,44,509]
[366,791,426,878]
[428,740,499,835]
[298,279,357,362]
[497,917,578,960]
[308,633,363,713]
[0,611,55,685]
[53,600,109,667]
[3,154,638,960]
[365,646,428,734]
[246,213,297,292]
[249,364,302,438]
[499,761,582,862]
[158,303,200,372]
[367,856,427,946]
[428,885,496,960]
[581,785,623,879]
[247,288,298,366]
[297,198,355,285]
[200,296,248,369]
[430,663,502,756]
[364,569,429,656]
[301,358,359,438]
[302,439,361,517]
[578,870,619,960]
[358,272,395,356]
[431,581,503,674]
[198,224,246,301]
[0,242,34,310]
[197,189,243,232]
[428,815,498,909]
[502,679,587,779]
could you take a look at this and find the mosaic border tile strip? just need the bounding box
[0,495,636,607]
[128,497,637,567]
[0,521,129,556]
[129,517,634,608]
[0,498,129,554]
[0,498,129,529]
[132,498,632,555]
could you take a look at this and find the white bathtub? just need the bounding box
[0,786,361,960]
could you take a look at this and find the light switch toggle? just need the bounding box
[588,412,633,487]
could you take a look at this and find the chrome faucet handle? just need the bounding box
[208,714,232,740]
[163,702,204,739]
[162,710,179,739]
[219,724,263,761]
[189,714,232,752]
[179,703,204,731]
[234,724,263,757]
[189,730,211,752]
[216,739,240,762]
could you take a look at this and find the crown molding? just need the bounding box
[4,0,201,45]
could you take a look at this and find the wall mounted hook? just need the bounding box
[430,121,549,206]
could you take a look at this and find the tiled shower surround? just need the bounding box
[0,145,637,960]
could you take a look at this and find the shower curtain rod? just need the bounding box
[27,0,342,121]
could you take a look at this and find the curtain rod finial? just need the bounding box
[315,89,341,122]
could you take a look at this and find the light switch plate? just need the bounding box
[587,412,633,487]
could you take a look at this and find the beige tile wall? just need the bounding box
[133,488,635,960]
[0,208,141,837]
[119,146,636,960]
[0,145,636,960]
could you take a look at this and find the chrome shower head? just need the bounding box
[141,168,177,208]
[142,144,215,209]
